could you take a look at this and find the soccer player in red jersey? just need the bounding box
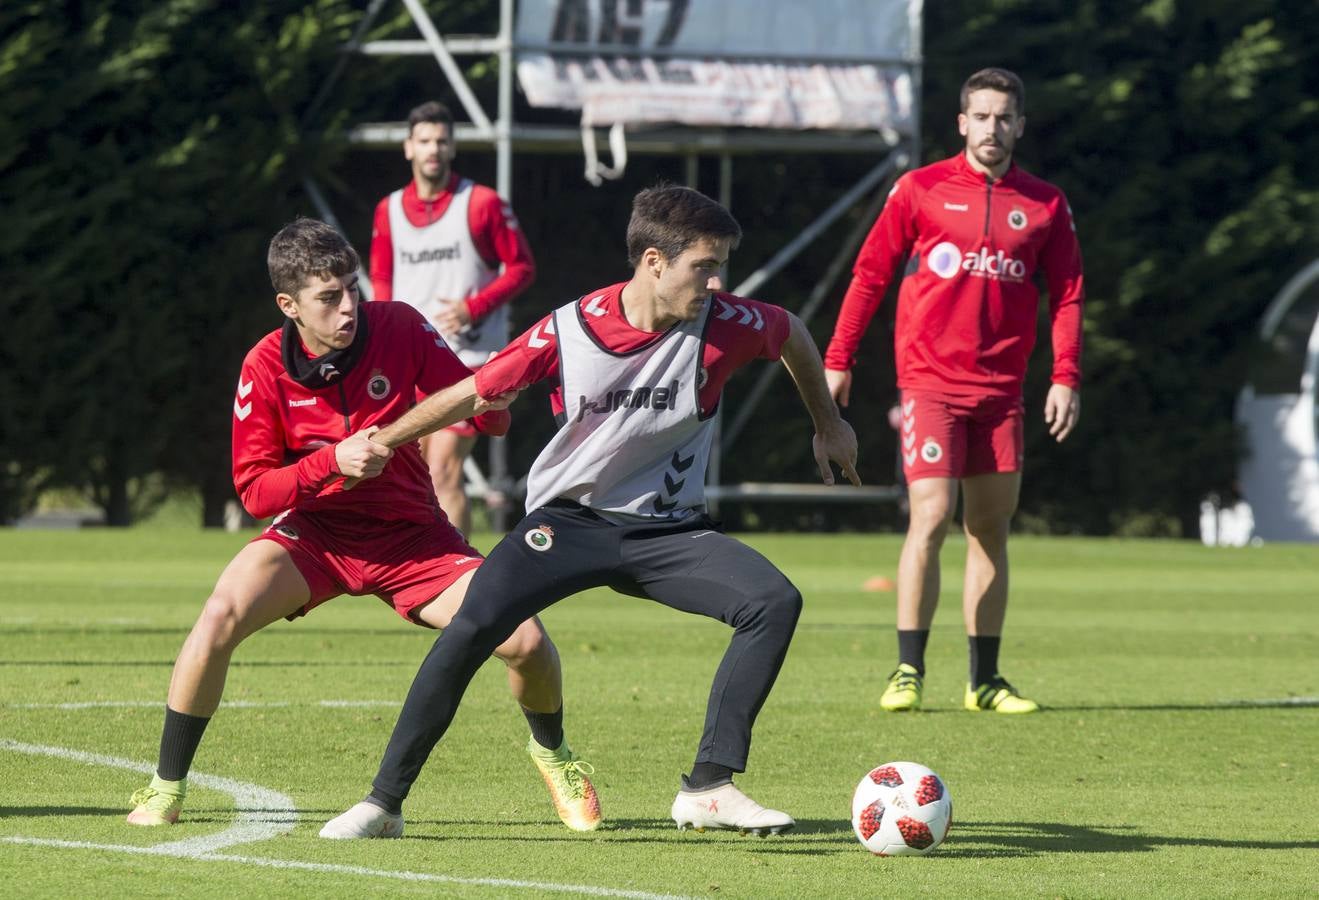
[824,68,1085,714]
[322,185,860,839]
[127,219,599,833]
[370,100,536,535]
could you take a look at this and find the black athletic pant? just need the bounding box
[371,501,803,804]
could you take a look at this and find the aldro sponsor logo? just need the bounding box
[400,242,461,265]
[575,379,680,422]
[927,241,1027,282]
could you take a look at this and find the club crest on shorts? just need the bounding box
[920,437,944,464]
[367,370,392,400]
[272,524,300,541]
[525,524,554,552]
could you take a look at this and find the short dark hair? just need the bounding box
[267,218,360,296]
[960,67,1025,116]
[407,100,454,134]
[626,184,742,267]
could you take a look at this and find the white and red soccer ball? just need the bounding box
[851,761,952,856]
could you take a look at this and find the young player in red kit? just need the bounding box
[370,100,536,535]
[825,68,1085,714]
[321,185,860,840]
[127,219,599,834]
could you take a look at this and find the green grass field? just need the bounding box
[1,529,1316,898]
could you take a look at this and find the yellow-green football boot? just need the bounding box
[528,737,602,831]
[126,775,186,826]
[965,676,1040,714]
[879,663,924,712]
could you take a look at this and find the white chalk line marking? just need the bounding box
[0,739,693,900]
[0,838,692,899]
[0,739,296,855]
[12,696,1318,711]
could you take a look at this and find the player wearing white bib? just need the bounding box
[369,100,535,534]
[323,185,860,839]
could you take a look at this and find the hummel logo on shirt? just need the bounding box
[289,398,317,407]
[943,202,969,211]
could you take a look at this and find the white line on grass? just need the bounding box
[0,838,692,900]
[0,739,296,854]
[0,739,693,900]
[13,696,1319,711]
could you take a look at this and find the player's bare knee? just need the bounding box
[193,593,247,651]
[908,510,953,547]
[494,619,552,670]
[963,512,1010,549]
[429,451,464,488]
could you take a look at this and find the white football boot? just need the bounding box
[671,782,795,836]
[319,801,404,839]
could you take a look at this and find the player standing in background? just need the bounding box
[370,100,536,535]
[824,68,1084,714]
[128,218,599,834]
[321,184,860,840]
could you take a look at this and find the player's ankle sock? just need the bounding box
[897,629,930,676]
[365,790,403,816]
[969,635,1002,686]
[684,763,734,790]
[157,706,211,782]
[522,705,564,751]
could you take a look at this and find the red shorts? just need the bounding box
[253,510,483,625]
[899,390,1024,482]
[443,419,478,439]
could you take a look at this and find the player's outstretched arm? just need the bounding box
[341,377,518,490]
[374,374,519,451]
[779,314,862,487]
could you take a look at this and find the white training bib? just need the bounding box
[524,298,715,521]
[387,178,506,367]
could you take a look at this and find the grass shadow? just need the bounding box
[943,820,1319,857]
[1045,699,1319,711]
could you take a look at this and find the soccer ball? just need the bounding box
[851,761,952,856]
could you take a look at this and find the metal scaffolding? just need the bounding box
[302,0,922,525]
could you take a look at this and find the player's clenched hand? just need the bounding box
[813,419,862,487]
[433,299,472,335]
[1044,383,1080,442]
[824,368,852,408]
[473,388,520,414]
[335,426,393,481]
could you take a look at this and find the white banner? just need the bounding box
[515,0,919,133]
[516,0,920,61]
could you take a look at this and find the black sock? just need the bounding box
[523,705,564,751]
[157,706,211,782]
[897,629,930,676]
[684,762,734,791]
[366,790,403,816]
[969,635,1002,686]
